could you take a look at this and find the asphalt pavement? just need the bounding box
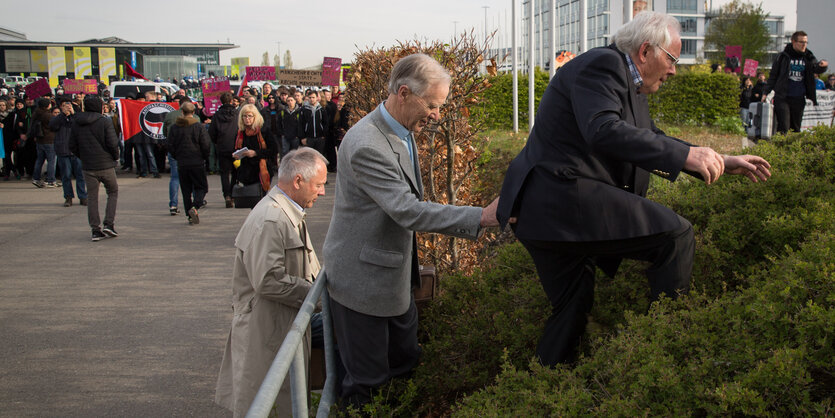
[0,169,335,417]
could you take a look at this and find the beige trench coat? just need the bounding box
[215,187,321,417]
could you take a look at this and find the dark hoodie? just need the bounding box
[765,43,828,105]
[168,116,210,169]
[68,112,119,171]
[208,103,239,156]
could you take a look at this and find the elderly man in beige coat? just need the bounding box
[215,147,328,417]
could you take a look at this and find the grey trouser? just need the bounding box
[83,168,119,231]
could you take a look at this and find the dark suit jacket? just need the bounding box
[498,45,694,243]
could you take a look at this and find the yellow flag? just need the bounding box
[47,47,66,88]
[73,47,92,77]
[98,48,116,85]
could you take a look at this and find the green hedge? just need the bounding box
[470,70,551,131]
[352,126,835,416]
[648,71,740,125]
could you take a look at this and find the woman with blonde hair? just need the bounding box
[233,104,277,198]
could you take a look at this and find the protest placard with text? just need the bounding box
[322,57,342,86]
[63,79,98,94]
[277,70,322,86]
[245,66,277,81]
[201,77,231,117]
[24,78,51,99]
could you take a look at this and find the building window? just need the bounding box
[764,20,779,35]
[667,0,697,13]
[676,16,697,35]
[681,39,697,58]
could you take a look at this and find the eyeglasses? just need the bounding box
[242,114,255,119]
[656,44,680,66]
[411,91,442,112]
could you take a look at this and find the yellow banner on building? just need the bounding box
[230,57,249,78]
[47,47,67,88]
[73,47,92,78]
[31,50,48,73]
[98,47,116,85]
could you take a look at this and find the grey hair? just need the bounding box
[387,53,451,96]
[613,11,680,56]
[277,147,329,184]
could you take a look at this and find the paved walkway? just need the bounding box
[0,170,335,417]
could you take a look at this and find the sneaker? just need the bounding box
[55,180,62,187]
[45,182,58,188]
[169,206,179,216]
[225,196,233,208]
[153,173,161,178]
[92,230,106,242]
[188,207,199,225]
[102,225,119,237]
[63,197,72,207]
[32,180,44,188]
[79,198,88,206]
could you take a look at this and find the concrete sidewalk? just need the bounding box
[0,170,335,417]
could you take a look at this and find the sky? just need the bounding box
[4,0,517,69]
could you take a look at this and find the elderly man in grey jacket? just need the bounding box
[322,53,499,407]
[215,148,328,417]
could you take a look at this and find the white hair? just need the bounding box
[277,147,328,184]
[613,11,681,56]
[387,53,451,96]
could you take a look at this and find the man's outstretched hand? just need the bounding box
[724,154,772,183]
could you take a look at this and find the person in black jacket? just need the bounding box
[50,99,87,207]
[278,95,302,157]
[168,102,210,225]
[208,92,239,207]
[299,89,328,155]
[763,31,829,134]
[69,96,120,242]
[233,104,277,193]
[497,12,772,366]
[751,72,768,103]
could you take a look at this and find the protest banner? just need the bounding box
[201,77,231,117]
[24,78,51,99]
[118,99,180,141]
[245,66,277,81]
[277,69,322,86]
[73,47,92,78]
[64,79,98,95]
[801,90,835,131]
[322,57,342,86]
[743,59,758,77]
[725,46,742,73]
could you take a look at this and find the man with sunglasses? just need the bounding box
[498,11,772,367]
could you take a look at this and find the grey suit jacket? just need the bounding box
[323,104,482,317]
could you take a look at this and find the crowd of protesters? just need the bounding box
[0,77,351,233]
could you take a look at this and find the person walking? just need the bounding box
[168,102,210,225]
[69,96,120,242]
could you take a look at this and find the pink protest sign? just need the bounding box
[725,46,742,73]
[24,78,51,99]
[201,77,231,117]
[743,59,759,77]
[245,66,277,81]
[322,57,342,86]
[64,79,98,94]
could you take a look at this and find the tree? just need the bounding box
[704,0,771,65]
[273,54,280,68]
[261,51,269,66]
[283,50,293,69]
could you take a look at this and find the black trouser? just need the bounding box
[774,96,806,134]
[218,154,237,198]
[330,296,421,407]
[518,216,694,366]
[179,165,208,214]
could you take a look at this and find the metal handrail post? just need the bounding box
[245,269,327,418]
[290,344,308,417]
[316,286,337,417]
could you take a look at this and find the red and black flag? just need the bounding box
[118,100,179,142]
[124,61,149,81]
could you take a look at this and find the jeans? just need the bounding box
[168,153,179,207]
[58,155,87,199]
[281,136,300,157]
[83,168,118,231]
[135,142,158,176]
[33,143,56,183]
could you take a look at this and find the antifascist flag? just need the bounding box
[124,61,149,81]
[118,99,179,142]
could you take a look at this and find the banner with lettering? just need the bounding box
[98,47,116,85]
[801,90,835,131]
[63,79,98,95]
[277,69,322,86]
[322,57,342,86]
[73,47,92,77]
[201,77,231,117]
[742,59,758,77]
[24,78,51,99]
[245,66,277,81]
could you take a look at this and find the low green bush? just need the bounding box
[353,126,835,416]
[470,70,550,131]
[648,71,739,125]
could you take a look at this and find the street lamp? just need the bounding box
[483,5,490,54]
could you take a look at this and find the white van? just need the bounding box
[108,81,179,99]
[4,75,26,87]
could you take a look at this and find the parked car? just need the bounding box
[108,81,179,99]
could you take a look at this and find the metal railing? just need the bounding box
[246,269,337,418]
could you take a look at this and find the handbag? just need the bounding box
[231,182,263,209]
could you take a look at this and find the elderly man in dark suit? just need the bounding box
[497,11,771,367]
[323,53,499,407]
